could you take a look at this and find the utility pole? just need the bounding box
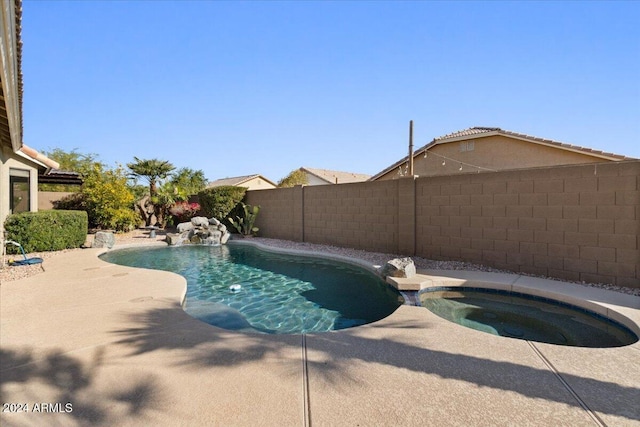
[408,120,414,176]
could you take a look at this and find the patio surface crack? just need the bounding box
[302,333,311,427]
[527,341,607,427]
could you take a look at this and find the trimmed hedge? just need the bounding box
[4,210,88,253]
[197,186,246,225]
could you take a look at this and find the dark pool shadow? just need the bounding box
[110,305,640,423]
[0,346,163,426]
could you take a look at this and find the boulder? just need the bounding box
[165,233,183,246]
[93,231,115,249]
[167,217,230,246]
[177,222,193,233]
[191,216,210,227]
[380,257,416,279]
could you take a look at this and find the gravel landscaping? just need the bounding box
[2,228,639,297]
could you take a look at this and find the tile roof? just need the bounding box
[0,0,24,152]
[431,127,631,161]
[434,127,502,140]
[302,167,371,184]
[17,144,60,170]
[207,174,276,188]
[370,126,634,181]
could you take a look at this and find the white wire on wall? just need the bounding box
[397,149,497,176]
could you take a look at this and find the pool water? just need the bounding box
[420,288,638,348]
[100,244,402,334]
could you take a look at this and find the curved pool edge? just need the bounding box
[96,241,190,310]
[98,240,640,340]
[226,239,384,277]
[387,269,640,338]
[100,240,404,334]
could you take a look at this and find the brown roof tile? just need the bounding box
[302,167,371,184]
[207,174,276,188]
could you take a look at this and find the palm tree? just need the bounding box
[127,158,175,226]
[127,157,175,197]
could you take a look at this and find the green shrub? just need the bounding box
[197,186,246,224]
[4,210,88,253]
[52,165,141,232]
[82,165,140,232]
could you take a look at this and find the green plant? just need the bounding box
[127,157,175,198]
[52,164,140,232]
[228,203,260,236]
[169,201,201,223]
[278,168,309,188]
[197,186,247,222]
[4,210,88,253]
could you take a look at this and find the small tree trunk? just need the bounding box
[136,195,156,226]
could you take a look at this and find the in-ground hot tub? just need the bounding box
[420,287,638,348]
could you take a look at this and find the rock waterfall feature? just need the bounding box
[166,217,231,246]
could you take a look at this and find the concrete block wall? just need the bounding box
[302,180,399,253]
[246,160,639,287]
[244,187,302,241]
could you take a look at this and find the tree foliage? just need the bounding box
[44,148,101,176]
[53,163,140,232]
[39,148,100,192]
[80,164,140,232]
[127,157,175,197]
[197,186,247,225]
[169,168,208,200]
[278,168,308,188]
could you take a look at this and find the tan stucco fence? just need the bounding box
[246,160,639,288]
[37,191,75,210]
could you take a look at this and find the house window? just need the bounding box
[9,168,30,214]
[460,141,475,152]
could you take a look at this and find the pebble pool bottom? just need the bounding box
[420,288,638,348]
[100,244,403,334]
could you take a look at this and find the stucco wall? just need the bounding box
[377,135,607,180]
[241,177,276,191]
[0,146,39,233]
[246,160,639,288]
[38,191,76,210]
[304,173,330,186]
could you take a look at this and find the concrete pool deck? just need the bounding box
[1,243,639,426]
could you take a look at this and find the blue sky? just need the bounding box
[22,1,639,183]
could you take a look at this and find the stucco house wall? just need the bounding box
[305,173,332,186]
[0,146,40,226]
[240,176,277,191]
[373,128,630,181]
[207,174,277,191]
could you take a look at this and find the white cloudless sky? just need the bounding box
[22,1,640,183]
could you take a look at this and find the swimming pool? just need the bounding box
[420,287,638,348]
[100,243,403,334]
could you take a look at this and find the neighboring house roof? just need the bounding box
[370,126,633,181]
[302,167,371,184]
[38,169,83,185]
[207,174,277,188]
